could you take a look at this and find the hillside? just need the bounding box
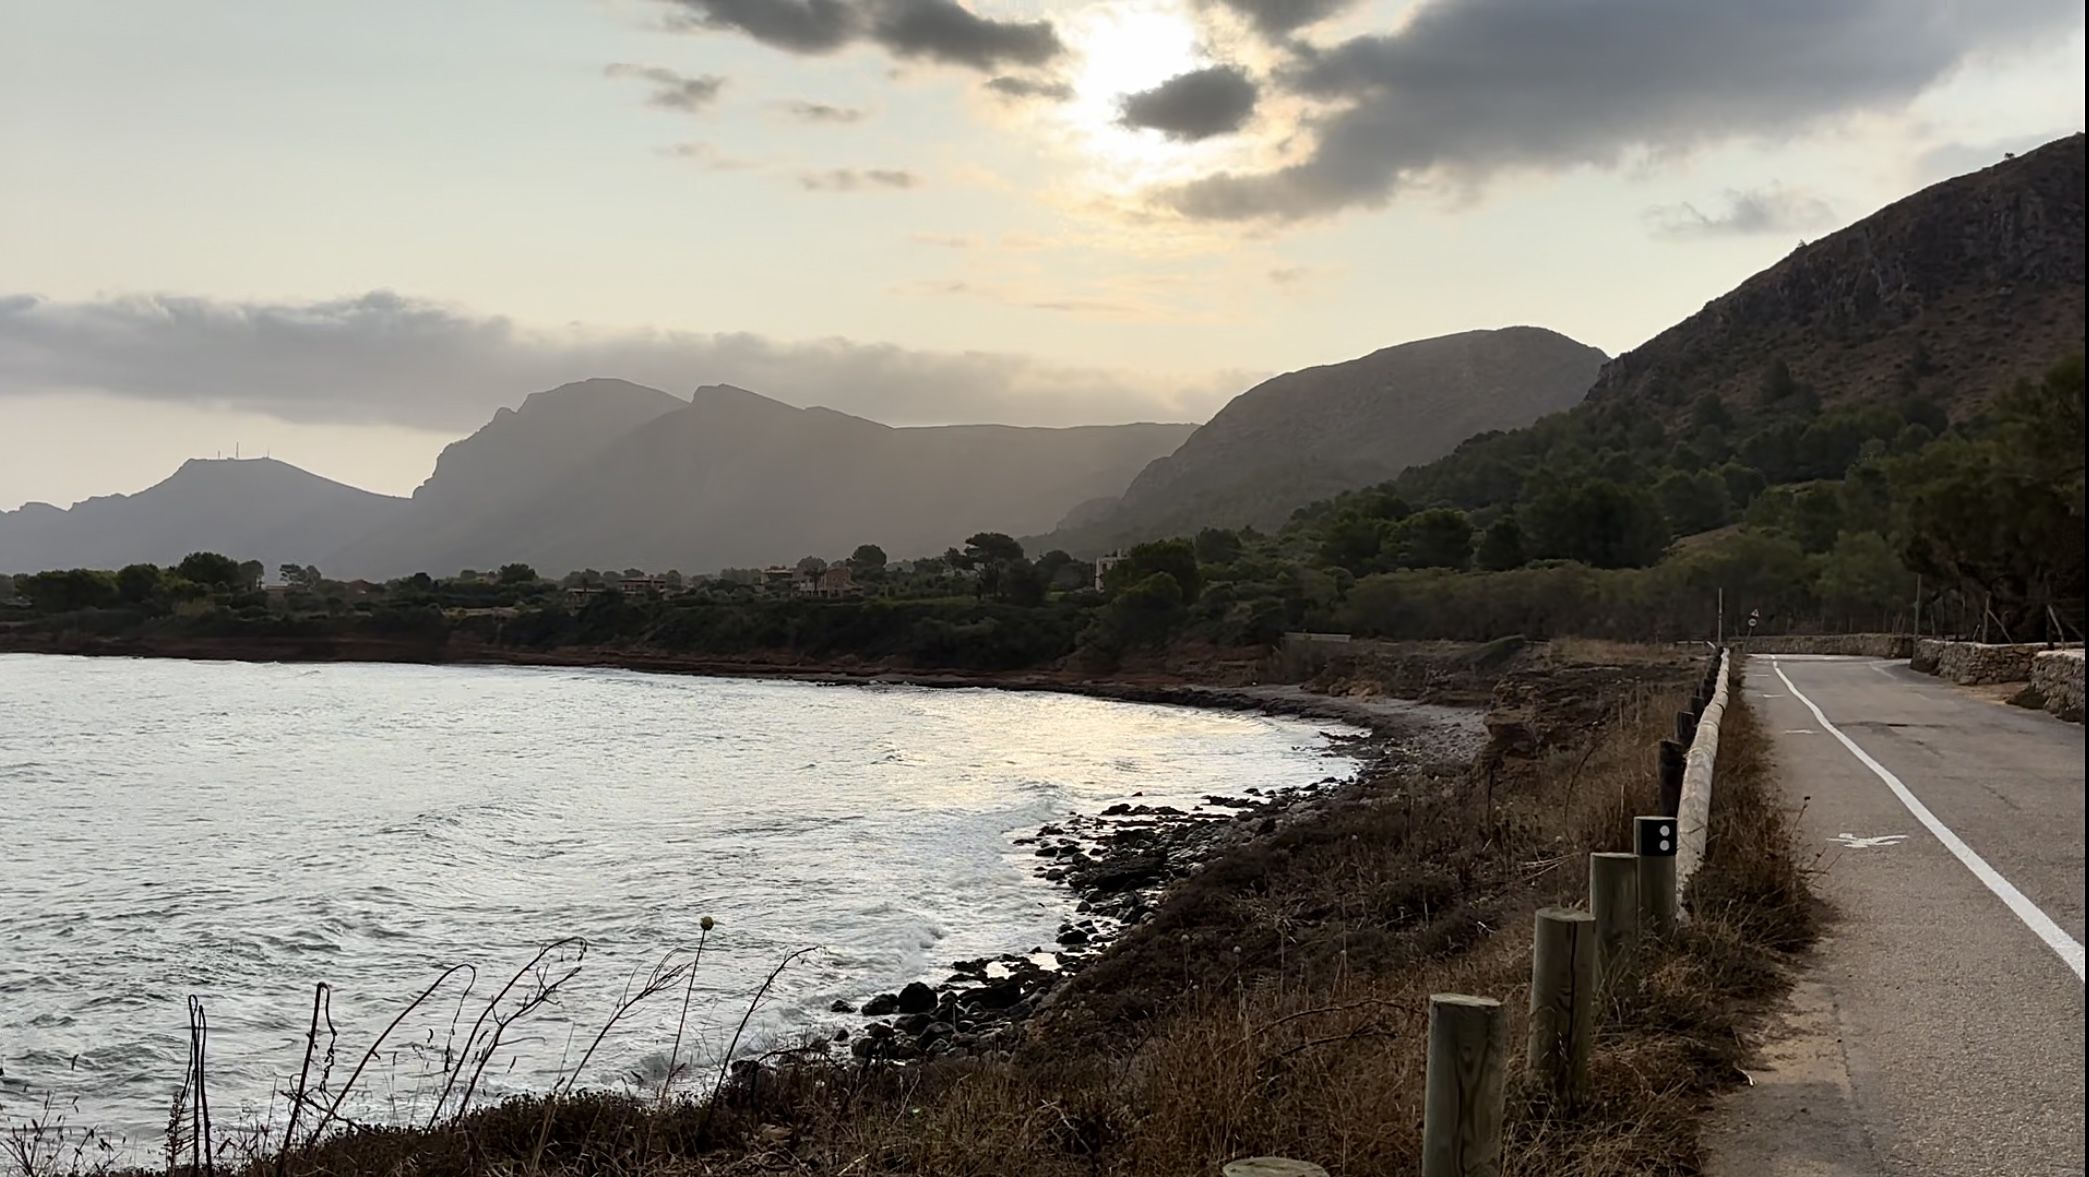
[1044,326,1608,553]
[330,384,1195,576]
[0,458,405,574]
[327,378,687,575]
[1587,133,2085,420]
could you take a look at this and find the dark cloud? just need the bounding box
[778,100,868,123]
[658,0,1061,72]
[1119,65,1259,141]
[1644,186,1836,239]
[985,75,1075,102]
[603,63,727,112]
[0,291,1241,431]
[798,168,918,190]
[1203,0,1357,39]
[1162,0,2077,221]
[868,0,1061,69]
[659,0,860,54]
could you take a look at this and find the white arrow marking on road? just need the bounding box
[1831,832,1910,849]
[1783,728,1816,734]
[1774,659,2087,983]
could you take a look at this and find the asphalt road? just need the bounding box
[1708,655,2085,1177]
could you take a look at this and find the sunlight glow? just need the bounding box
[1058,1,1210,188]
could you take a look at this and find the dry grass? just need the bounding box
[56,656,1814,1177]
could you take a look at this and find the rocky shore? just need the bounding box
[814,708,1483,1069]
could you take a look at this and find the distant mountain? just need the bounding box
[328,383,1196,577]
[1045,326,1608,552]
[1586,132,2086,420]
[327,378,687,575]
[0,458,404,574]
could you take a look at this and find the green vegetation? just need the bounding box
[5,357,2079,665]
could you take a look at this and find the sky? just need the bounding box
[1,0,2082,510]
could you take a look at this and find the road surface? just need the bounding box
[1708,654,2085,1177]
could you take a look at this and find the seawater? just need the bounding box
[0,654,1357,1147]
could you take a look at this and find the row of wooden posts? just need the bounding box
[1417,648,1729,1177]
[1222,651,1730,1177]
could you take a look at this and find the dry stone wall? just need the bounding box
[1912,639,2086,687]
[2031,649,2085,722]
[1743,634,1913,658]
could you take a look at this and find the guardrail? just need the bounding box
[1415,644,1731,1176]
[1225,647,1735,1175]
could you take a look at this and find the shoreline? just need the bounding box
[2,631,1491,1095]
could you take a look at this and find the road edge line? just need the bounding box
[1771,658,2086,984]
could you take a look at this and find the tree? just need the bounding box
[1193,527,1244,566]
[18,568,119,612]
[1393,508,1474,570]
[850,544,889,575]
[1655,469,1732,537]
[236,560,265,591]
[176,551,242,589]
[497,563,538,585]
[1523,479,1670,569]
[117,563,165,604]
[999,557,1048,606]
[795,555,828,577]
[1475,516,1528,572]
[1718,462,1768,511]
[1316,514,1391,574]
[1102,538,1202,602]
[1691,393,1735,433]
[1096,571,1187,651]
[1814,531,1913,629]
[963,532,1025,565]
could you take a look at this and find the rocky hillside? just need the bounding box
[0,458,405,574]
[329,383,1195,577]
[1587,133,2085,419]
[327,378,687,575]
[1047,326,1607,551]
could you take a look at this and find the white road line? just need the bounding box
[1773,659,2087,983]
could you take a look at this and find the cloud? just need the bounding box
[1644,186,1837,239]
[1266,266,1311,285]
[778,100,868,123]
[984,75,1075,102]
[603,63,727,112]
[799,167,919,190]
[1203,0,1358,39]
[0,291,1243,431]
[657,0,1062,72]
[659,141,758,169]
[1119,65,1259,141]
[1160,0,2078,221]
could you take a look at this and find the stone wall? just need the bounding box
[1912,639,2084,686]
[2031,649,2085,722]
[1743,633,1913,658]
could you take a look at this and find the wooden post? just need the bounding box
[1223,1160,1329,1177]
[1656,739,1686,816]
[1673,709,1697,746]
[1636,816,1678,937]
[1589,852,1639,984]
[1422,994,1506,1177]
[1527,908,1597,1109]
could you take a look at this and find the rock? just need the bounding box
[862,993,901,1016]
[964,981,1024,1010]
[864,1021,896,1039]
[1057,927,1091,946]
[829,998,857,1014]
[897,1013,933,1035]
[922,1021,955,1041]
[897,981,938,1014]
[833,1027,850,1041]
[850,1037,877,1059]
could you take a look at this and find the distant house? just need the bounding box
[761,566,797,595]
[815,565,858,598]
[619,575,667,596]
[1094,551,1127,591]
[565,585,608,605]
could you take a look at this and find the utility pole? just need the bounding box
[1716,587,1724,646]
[1913,575,1922,637]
